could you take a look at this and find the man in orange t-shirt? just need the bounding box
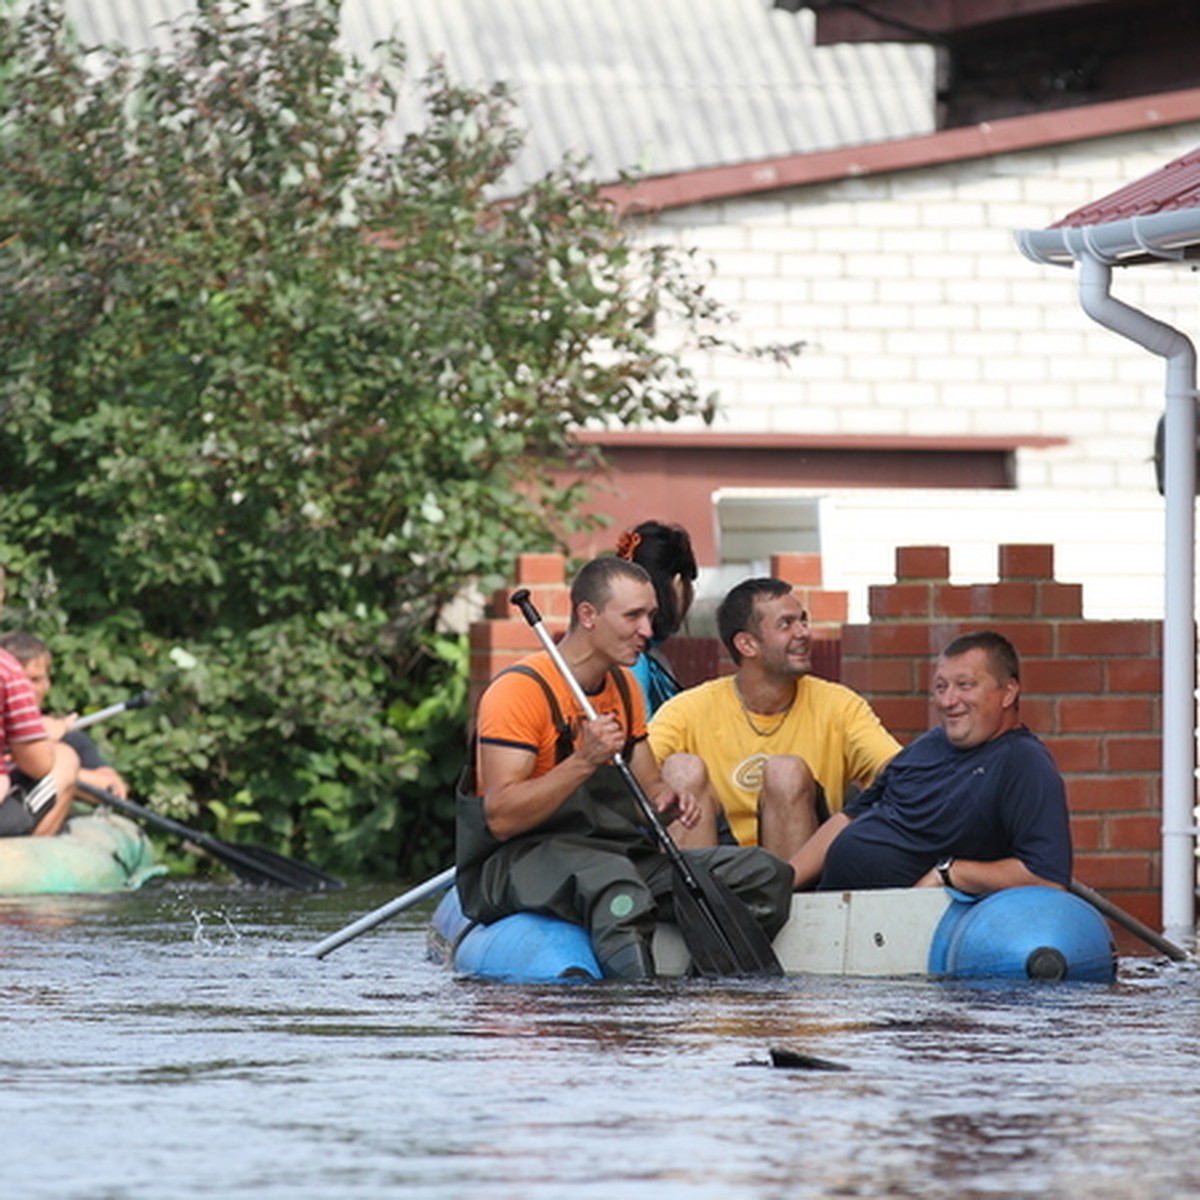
[455,556,793,979]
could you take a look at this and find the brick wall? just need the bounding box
[469,543,1183,949]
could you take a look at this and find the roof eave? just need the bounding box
[1016,207,1200,267]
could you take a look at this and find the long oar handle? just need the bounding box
[509,589,702,890]
[1068,878,1191,962]
[304,867,458,958]
[73,689,155,731]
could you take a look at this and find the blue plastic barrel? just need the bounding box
[430,887,602,983]
[928,886,1117,982]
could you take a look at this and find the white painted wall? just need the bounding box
[641,124,1200,622]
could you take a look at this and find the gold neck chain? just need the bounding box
[734,679,795,738]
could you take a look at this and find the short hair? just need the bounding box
[616,520,697,641]
[939,630,1020,683]
[717,577,793,664]
[569,556,652,628]
[0,630,49,666]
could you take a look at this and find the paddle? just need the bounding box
[303,866,457,958]
[72,689,155,732]
[1068,878,1191,962]
[511,588,783,978]
[75,780,344,892]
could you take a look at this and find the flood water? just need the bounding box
[2,880,1197,1200]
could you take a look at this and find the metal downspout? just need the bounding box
[1077,253,1197,944]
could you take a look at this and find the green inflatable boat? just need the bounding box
[0,810,166,895]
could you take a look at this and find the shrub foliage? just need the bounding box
[0,0,751,878]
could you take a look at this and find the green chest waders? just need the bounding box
[455,666,660,977]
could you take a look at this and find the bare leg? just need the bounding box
[757,754,820,861]
[660,752,720,849]
[31,742,80,838]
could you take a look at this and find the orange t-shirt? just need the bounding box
[475,651,646,791]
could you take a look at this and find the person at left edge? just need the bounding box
[0,630,131,800]
[0,646,79,837]
[455,555,794,979]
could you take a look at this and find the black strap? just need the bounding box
[505,663,636,763]
[505,665,574,763]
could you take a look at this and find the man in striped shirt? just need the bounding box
[0,647,79,837]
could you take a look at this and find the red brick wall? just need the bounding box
[468,543,1184,948]
[468,553,572,714]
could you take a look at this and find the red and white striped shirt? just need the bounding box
[1,648,46,762]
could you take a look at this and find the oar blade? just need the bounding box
[671,870,784,978]
[225,844,345,892]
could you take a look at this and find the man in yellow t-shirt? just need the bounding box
[648,577,899,882]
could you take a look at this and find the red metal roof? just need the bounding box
[1052,143,1200,227]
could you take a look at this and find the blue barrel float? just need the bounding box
[429,887,601,983]
[928,886,1117,982]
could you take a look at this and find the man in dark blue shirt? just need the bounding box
[788,630,1072,895]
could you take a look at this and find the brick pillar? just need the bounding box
[467,553,570,712]
[770,552,849,637]
[770,551,849,683]
[843,542,1173,949]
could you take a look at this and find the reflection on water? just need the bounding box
[0,882,1197,1199]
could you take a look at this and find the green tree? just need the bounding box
[0,0,771,878]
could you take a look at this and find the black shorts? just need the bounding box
[0,772,58,836]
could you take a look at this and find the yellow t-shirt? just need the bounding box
[648,675,900,845]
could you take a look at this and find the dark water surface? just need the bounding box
[2,881,1197,1199]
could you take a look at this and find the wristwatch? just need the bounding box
[935,857,955,888]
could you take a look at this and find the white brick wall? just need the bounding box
[639,123,1200,619]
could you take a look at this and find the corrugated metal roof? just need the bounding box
[56,0,935,190]
[1050,143,1200,227]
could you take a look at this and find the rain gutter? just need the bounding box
[1017,214,1200,945]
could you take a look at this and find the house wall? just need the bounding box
[624,122,1200,623]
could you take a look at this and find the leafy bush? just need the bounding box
[0,1,763,878]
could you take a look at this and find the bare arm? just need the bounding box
[914,856,1063,895]
[10,737,55,780]
[79,765,129,799]
[627,738,699,829]
[788,811,851,890]
[481,712,627,841]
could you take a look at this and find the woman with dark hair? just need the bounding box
[615,520,698,715]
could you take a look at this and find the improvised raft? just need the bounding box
[428,883,1119,984]
[0,811,165,895]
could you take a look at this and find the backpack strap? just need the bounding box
[505,663,638,763]
[504,665,574,764]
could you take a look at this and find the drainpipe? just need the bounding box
[1076,252,1197,944]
